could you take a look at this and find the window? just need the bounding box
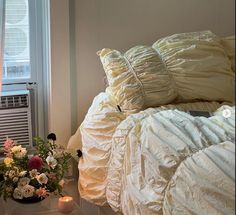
[3,0,30,82]
[1,0,50,143]
[3,0,30,80]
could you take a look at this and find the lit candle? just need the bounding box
[58,196,74,213]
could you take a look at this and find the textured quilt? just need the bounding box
[71,90,235,215]
[107,106,235,215]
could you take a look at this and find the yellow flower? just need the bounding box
[4,157,14,167]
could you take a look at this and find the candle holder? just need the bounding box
[58,196,75,213]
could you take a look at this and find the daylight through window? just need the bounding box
[3,0,30,80]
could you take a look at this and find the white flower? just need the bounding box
[36,173,48,185]
[13,188,23,199]
[14,167,19,174]
[11,145,22,153]
[52,146,64,158]
[29,169,39,179]
[8,170,17,179]
[11,145,27,159]
[46,155,57,169]
[13,177,19,183]
[22,185,35,198]
[59,179,65,188]
[19,171,27,177]
[18,177,30,188]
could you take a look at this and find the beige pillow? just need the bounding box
[98,31,234,112]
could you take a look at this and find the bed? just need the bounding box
[67,31,235,215]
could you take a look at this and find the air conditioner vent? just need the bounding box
[0,108,32,146]
[5,0,27,24]
[5,27,28,56]
[0,90,32,147]
[0,94,28,109]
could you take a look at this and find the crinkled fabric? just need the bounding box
[78,91,126,205]
[221,36,235,72]
[98,31,234,112]
[107,106,235,215]
[163,141,235,215]
[75,89,230,206]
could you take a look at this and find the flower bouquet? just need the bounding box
[0,134,71,203]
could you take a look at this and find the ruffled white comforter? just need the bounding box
[107,106,235,215]
[69,91,235,215]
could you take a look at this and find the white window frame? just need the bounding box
[0,0,5,92]
[2,0,50,139]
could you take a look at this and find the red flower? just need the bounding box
[28,156,43,171]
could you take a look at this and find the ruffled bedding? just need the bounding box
[74,90,234,209]
[67,31,235,215]
[78,91,125,205]
[221,36,235,72]
[107,106,235,215]
[98,31,234,112]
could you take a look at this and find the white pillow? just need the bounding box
[98,31,234,112]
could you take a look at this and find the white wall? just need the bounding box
[49,0,71,145]
[74,0,235,127]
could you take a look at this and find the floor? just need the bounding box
[63,158,117,215]
[65,179,116,215]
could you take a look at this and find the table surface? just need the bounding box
[0,195,84,215]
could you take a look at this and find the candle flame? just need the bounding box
[59,196,73,202]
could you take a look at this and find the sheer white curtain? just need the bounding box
[0,0,5,94]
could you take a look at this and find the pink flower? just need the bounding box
[4,138,15,157]
[28,156,43,171]
[47,172,57,180]
[35,187,50,198]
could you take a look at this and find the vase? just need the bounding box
[12,196,45,204]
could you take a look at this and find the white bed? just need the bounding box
[67,31,235,215]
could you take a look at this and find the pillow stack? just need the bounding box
[98,31,235,112]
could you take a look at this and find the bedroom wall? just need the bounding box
[74,0,235,130]
[49,0,71,145]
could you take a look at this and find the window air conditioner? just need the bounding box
[0,90,33,147]
[4,0,29,60]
